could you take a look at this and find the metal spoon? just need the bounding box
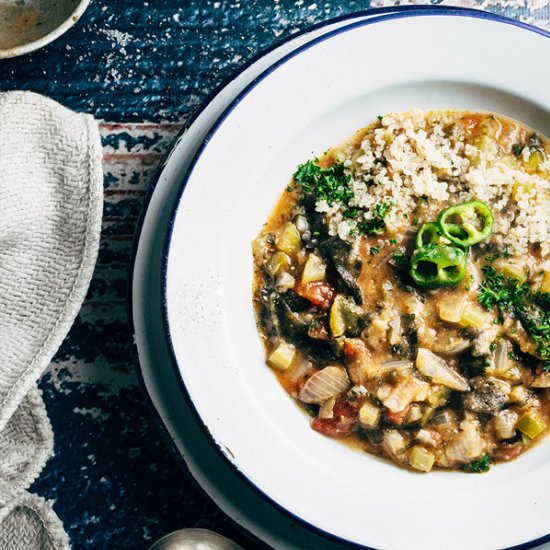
[150,528,244,550]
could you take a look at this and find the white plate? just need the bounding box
[163,10,550,550]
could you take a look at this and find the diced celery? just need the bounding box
[516,411,546,439]
[267,252,290,276]
[405,404,422,425]
[420,406,435,427]
[478,116,500,137]
[468,135,497,166]
[438,296,465,323]
[268,341,295,371]
[474,135,498,156]
[509,385,528,405]
[329,295,364,338]
[332,336,345,355]
[301,253,326,283]
[427,387,451,408]
[359,401,380,429]
[541,270,550,294]
[499,263,527,284]
[459,304,489,329]
[525,149,544,173]
[329,299,346,338]
[276,222,301,255]
[408,446,435,472]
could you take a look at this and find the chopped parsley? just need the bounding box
[469,453,492,473]
[412,217,419,226]
[389,238,397,245]
[377,115,383,121]
[370,246,380,256]
[512,144,524,157]
[294,159,393,237]
[357,201,393,236]
[392,252,405,264]
[478,266,550,369]
[485,247,511,263]
[512,134,543,157]
[293,160,354,205]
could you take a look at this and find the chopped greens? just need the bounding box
[512,144,524,156]
[512,133,543,157]
[485,247,511,263]
[370,246,380,255]
[392,252,405,263]
[357,201,393,236]
[478,266,550,369]
[293,160,353,205]
[469,454,492,473]
[294,160,392,236]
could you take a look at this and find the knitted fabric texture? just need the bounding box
[0,92,103,549]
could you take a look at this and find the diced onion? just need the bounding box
[275,272,295,292]
[438,295,466,323]
[495,409,518,440]
[445,421,483,465]
[440,340,471,355]
[318,397,336,419]
[415,348,469,391]
[298,366,350,404]
[383,430,406,463]
[295,215,309,233]
[301,253,326,283]
[287,359,313,383]
[375,360,412,378]
[383,377,430,413]
[531,371,550,388]
[493,340,510,373]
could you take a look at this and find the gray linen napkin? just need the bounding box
[0,91,103,548]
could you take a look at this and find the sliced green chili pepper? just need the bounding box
[416,222,468,249]
[415,222,440,248]
[437,201,493,247]
[410,245,468,288]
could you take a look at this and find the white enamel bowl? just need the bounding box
[164,11,550,550]
[0,0,89,58]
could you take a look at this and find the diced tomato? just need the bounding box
[460,115,481,136]
[343,338,367,360]
[295,282,336,310]
[311,400,357,438]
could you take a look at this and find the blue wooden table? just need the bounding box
[1,1,549,548]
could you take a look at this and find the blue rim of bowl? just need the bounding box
[130,6,550,550]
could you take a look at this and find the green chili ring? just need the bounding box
[437,200,493,247]
[415,222,468,249]
[410,244,468,288]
